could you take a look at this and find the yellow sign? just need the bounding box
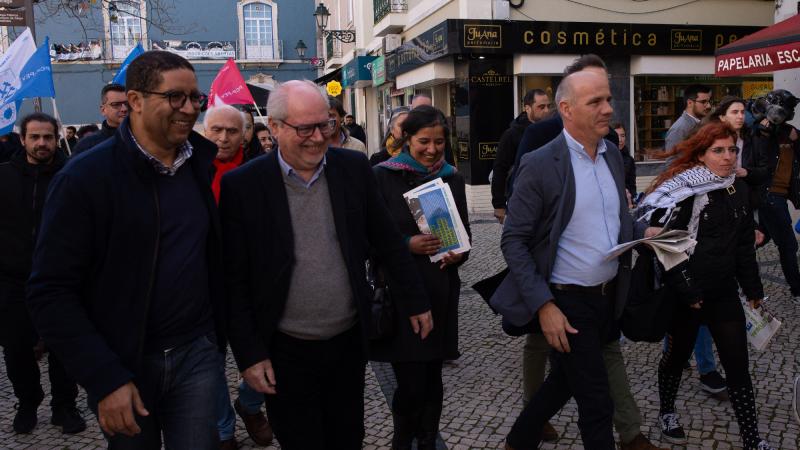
[478,142,498,160]
[742,81,773,99]
[326,80,342,97]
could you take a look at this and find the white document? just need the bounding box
[403,178,471,262]
[605,229,697,271]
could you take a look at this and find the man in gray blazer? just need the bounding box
[502,66,656,449]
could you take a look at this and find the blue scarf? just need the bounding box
[378,148,456,182]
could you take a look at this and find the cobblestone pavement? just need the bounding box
[1,214,799,449]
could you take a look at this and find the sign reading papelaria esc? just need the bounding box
[386,19,762,78]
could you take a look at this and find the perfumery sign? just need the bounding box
[464,24,502,49]
[670,29,703,51]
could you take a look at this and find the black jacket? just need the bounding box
[620,147,637,197]
[653,179,763,303]
[71,120,116,155]
[345,123,367,144]
[0,132,23,163]
[369,168,470,362]
[739,128,769,209]
[492,113,530,209]
[219,148,429,372]
[0,150,65,304]
[26,118,226,403]
[756,123,800,207]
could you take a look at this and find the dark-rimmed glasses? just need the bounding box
[278,118,337,138]
[104,100,129,110]
[139,90,208,110]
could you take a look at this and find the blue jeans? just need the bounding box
[91,334,223,450]
[662,326,716,375]
[217,366,266,440]
[759,193,800,293]
[238,380,265,414]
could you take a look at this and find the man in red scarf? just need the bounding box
[205,105,246,204]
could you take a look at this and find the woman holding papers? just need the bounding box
[637,122,773,450]
[370,105,470,450]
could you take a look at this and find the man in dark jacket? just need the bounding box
[27,51,226,449]
[491,88,550,223]
[0,113,85,435]
[58,126,77,153]
[219,80,430,450]
[344,114,367,143]
[71,83,128,155]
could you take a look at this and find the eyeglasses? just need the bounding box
[278,118,337,138]
[104,101,129,110]
[138,90,208,110]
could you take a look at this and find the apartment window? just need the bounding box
[240,1,277,60]
[108,1,144,59]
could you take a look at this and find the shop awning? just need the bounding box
[314,68,342,85]
[715,14,800,77]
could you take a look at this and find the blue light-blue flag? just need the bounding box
[112,43,144,86]
[14,37,55,101]
[0,100,22,136]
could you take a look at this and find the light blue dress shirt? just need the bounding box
[550,130,620,286]
[277,149,327,189]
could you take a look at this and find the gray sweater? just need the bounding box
[664,111,700,152]
[277,170,358,340]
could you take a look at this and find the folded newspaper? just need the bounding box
[605,229,697,271]
[403,178,471,262]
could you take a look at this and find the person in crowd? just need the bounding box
[702,96,768,210]
[501,59,656,450]
[219,80,430,450]
[492,88,551,224]
[370,107,409,166]
[59,126,77,152]
[76,123,100,140]
[664,84,712,152]
[612,122,637,202]
[662,83,726,398]
[327,96,366,155]
[0,131,24,163]
[505,55,663,450]
[241,109,264,162]
[344,113,367,143]
[72,83,129,155]
[27,51,226,449]
[744,102,800,298]
[0,112,85,435]
[637,122,774,450]
[370,105,470,450]
[254,122,275,152]
[204,104,272,449]
[411,93,432,109]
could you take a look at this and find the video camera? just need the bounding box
[747,89,799,126]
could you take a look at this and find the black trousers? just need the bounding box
[391,360,444,414]
[507,290,615,450]
[265,326,366,450]
[0,301,78,408]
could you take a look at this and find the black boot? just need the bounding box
[13,401,40,434]
[51,405,86,434]
[416,401,442,450]
[391,409,417,450]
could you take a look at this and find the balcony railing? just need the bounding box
[374,0,408,24]
[50,39,285,62]
[326,33,342,59]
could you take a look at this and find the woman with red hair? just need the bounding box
[637,122,773,450]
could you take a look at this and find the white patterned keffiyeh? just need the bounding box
[635,165,736,225]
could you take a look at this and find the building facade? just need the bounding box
[318,0,775,212]
[6,0,321,124]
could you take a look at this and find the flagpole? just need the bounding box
[50,98,71,156]
[252,102,266,121]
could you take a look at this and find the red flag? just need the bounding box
[208,58,255,107]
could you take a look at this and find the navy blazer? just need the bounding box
[219,148,428,372]
[493,133,645,327]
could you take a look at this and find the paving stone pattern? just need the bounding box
[1,215,799,449]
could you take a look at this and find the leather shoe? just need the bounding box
[234,398,273,446]
[620,433,670,450]
[13,402,38,434]
[220,438,238,450]
[541,421,559,442]
[51,406,86,434]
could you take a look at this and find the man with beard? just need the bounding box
[664,84,712,152]
[0,113,85,435]
[27,51,226,449]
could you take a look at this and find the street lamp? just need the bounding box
[295,40,325,68]
[313,2,356,43]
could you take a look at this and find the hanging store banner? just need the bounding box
[341,56,377,88]
[152,40,236,60]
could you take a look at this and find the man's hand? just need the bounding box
[644,227,663,238]
[98,382,149,437]
[735,167,748,178]
[409,234,442,256]
[410,310,433,339]
[755,229,765,247]
[439,251,464,269]
[242,360,277,395]
[748,298,763,309]
[689,300,703,310]
[538,301,578,353]
[494,208,506,224]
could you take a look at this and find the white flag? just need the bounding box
[0,28,36,135]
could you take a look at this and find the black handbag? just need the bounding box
[366,259,395,340]
[621,248,674,342]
